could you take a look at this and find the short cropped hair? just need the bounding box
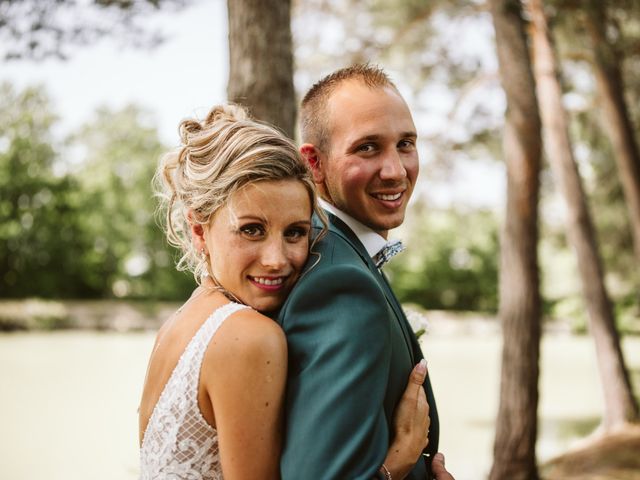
[299,64,398,153]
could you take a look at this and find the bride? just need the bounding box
[138,104,431,479]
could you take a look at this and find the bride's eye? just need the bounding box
[285,226,309,242]
[238,223,265,238]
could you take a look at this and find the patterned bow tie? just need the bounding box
[374,240,405,268]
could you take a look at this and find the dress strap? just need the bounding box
[184,302,250,392]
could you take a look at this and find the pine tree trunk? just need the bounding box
[488,1,542,479]
[584,0,640,267]
[226,0,296,138]
[528,0,639,430]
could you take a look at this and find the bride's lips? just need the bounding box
[247,275,290,291]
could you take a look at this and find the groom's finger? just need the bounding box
[432,453,455,480]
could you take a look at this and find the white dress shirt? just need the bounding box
[319,199,391,259]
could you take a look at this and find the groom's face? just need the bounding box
[316,81,419,238]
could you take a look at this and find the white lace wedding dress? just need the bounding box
[140,302,249,480]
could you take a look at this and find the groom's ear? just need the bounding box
[300,143,324,185]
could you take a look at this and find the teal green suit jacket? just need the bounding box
[276,213,439,479]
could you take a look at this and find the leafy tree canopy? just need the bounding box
[0,0,189,60]
[0,82,194,299]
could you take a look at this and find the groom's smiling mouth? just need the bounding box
[371,189,406,208]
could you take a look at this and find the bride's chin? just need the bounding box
[252,296,285,314]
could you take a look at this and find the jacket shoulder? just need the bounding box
[304,227,369,273]
[277,229,385,326]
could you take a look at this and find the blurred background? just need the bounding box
[1,0,639,479]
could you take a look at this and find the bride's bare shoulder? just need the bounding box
[208,306,287,363]
[201,306,287,401]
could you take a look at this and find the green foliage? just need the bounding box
[0,83,194,300]
[386,201,499,312]
[0,83,93,297]
[67,105,193,300]
[554,0,640,301]
[534,0,640,322]
[0,0,190,61]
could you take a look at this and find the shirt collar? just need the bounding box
[319,199,388,259]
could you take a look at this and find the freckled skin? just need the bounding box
[204,180,312,312]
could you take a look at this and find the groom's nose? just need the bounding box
[379,149,407,181]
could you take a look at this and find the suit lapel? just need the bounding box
[327,214,416,365]
[325,213,371,264]
[327,213,437,474]
[378,270,417,365]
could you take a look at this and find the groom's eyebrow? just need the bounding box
[347,131,418,148]
[348,134,381,146]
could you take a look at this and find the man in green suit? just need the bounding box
[277,65,452,480]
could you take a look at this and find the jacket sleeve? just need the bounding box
[279,263,393,480]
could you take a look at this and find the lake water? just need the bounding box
[1,329,638,480]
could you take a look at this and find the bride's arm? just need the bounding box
[380,360,431,479]
[204,309,287,480]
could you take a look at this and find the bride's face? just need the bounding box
[205,179,312,313]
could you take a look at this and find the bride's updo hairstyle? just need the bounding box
[156,104,324,281]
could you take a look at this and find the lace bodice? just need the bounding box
[140,302,249,480]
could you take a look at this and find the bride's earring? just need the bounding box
[200,248,210,278]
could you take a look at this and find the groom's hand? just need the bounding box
[432,452,455,480]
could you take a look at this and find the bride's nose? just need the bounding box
[260,237,288,270]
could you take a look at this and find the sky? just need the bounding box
[1,0,506,210]
[2,0,229,146]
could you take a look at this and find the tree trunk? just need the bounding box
[584,0,640,267]
[226,0,296,138]
[488,1,542,479]
[528,0,639,430]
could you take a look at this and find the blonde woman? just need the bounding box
[138,105,431,479]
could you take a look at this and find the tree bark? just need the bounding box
[488,1,542,479]
[584,0,640,267]
[528,0,639,430]
[226,0,296,138]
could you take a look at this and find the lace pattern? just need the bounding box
[140,302,249,480]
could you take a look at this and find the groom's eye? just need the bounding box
[356,143,376,154]
[398,139,416,151]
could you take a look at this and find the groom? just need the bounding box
[276,65,450,480]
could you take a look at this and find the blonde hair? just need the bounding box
[155,104,325,282]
